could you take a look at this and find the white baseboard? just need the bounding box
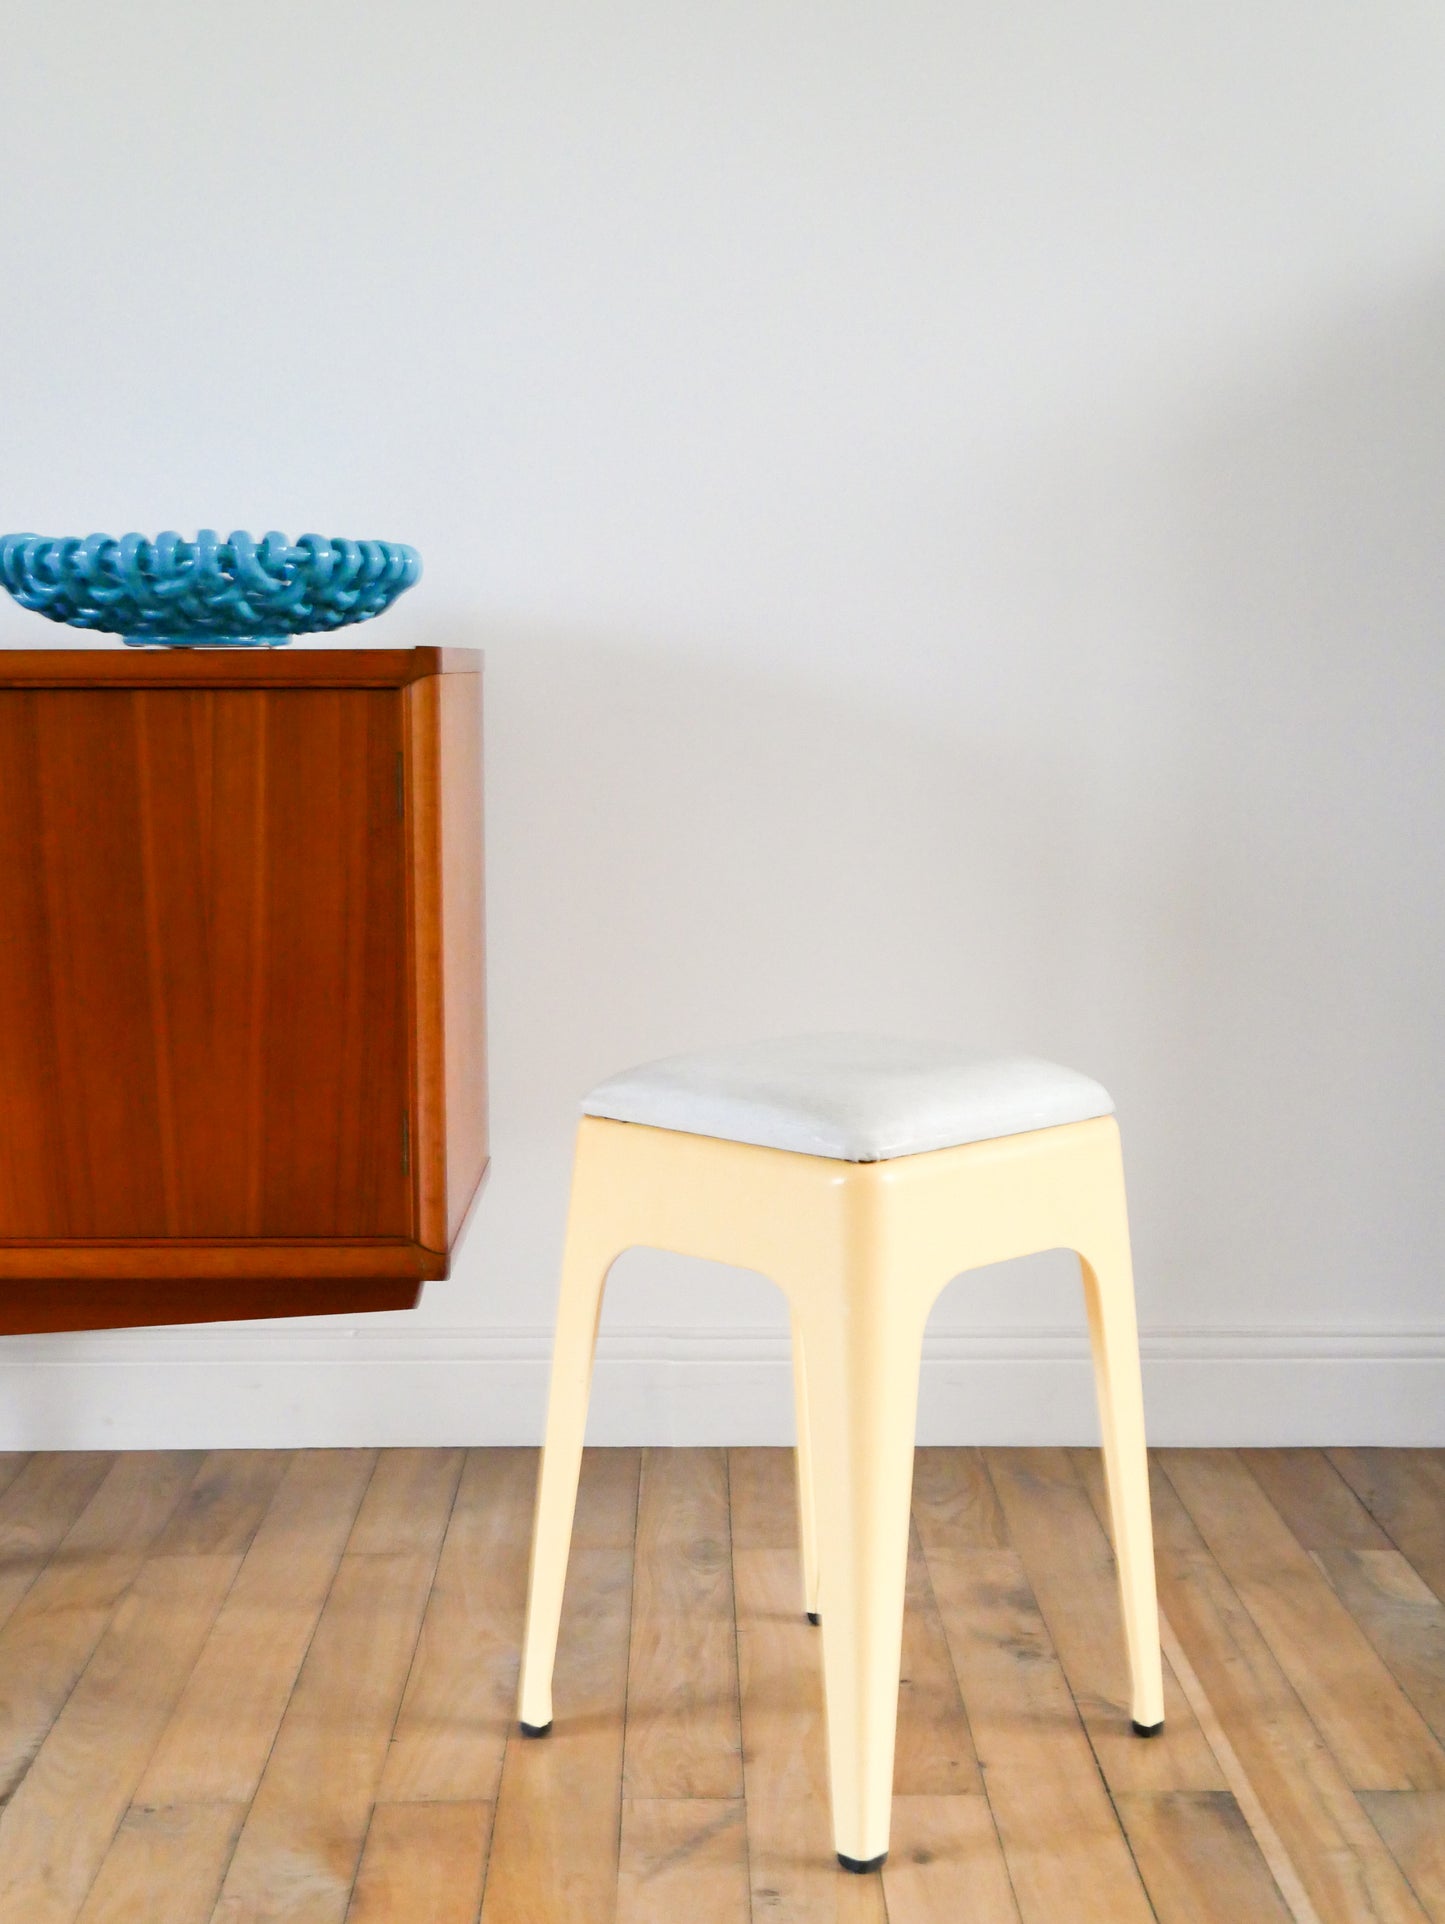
[1,1323,1442,1450]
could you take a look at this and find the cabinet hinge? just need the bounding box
[401,1109,410,1176]
[395,750,405,822]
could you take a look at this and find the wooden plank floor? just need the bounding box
[0,1447,1441,1923]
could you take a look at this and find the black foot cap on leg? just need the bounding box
[519,1719,552,1738]
[837,1852,887,1874]
[1132,1719,1164,1738]
[807,1611,821,1625]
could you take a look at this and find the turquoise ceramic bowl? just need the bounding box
[0,530,421,647]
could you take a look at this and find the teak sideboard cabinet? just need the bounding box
[0,646,486,1334]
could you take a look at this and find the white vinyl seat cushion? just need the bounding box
[581,1034,1114,1163]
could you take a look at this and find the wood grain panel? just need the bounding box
[0,644,484,1334]
[0,690,164,1235]
[255,690,408,1237]
[0,648,465,688]
[404,663,488,1258]
[0,1274,424,1335]
[404,671,447,1254]
[0,707,66,1230]
[0,688,408,1244]
[439,665,488,1246]
[0,1241,436,1278]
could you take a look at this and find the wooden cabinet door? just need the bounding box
[0,686,410,1240]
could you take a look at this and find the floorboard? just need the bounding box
[1136,1457,1429,1924]
[0,1453,207,1800]
[986,1447,1222,1794]
[0,1444,1438,1923]
[0,1452,117,1633]
[73,1804,245,1924]
[1329,1452,1445,1609]
[138,1449,378,1808]
[624,1447,742,1801]
[379,1447,535,1804]
[1246,1444,1445,1752]
[881,1793,1021,1923]
[479,1452,639,1924]
[210,1453,460,1924]
[1360,1791,1445,1922]
[1160,1450,1445,1793]
[0,1553,240,1924]
[617,1797,751,1924]
[345,1801,492,1924]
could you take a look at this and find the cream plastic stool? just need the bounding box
[517,1036,1164,1873]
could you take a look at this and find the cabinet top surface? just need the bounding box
[0,645,480,688]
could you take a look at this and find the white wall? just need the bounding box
[2,2,1442,1446]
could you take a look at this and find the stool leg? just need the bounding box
[516,1185,616,1737]
[790,1310,821,1623]
[798,1289,924,1872]
[1079,1240,1165,1735]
